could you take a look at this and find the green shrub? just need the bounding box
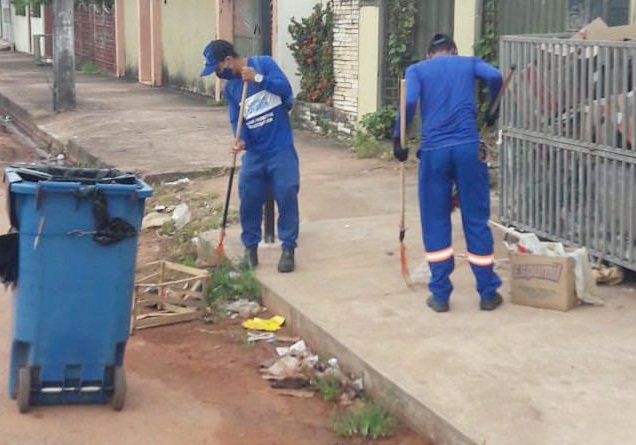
[359,107,397,140]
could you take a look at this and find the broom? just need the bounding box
[399,78,412,285]
[215,81,249,258]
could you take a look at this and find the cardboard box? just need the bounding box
[571,17,636,41]
[509,252,578,311]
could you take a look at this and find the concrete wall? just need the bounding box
[357,2,380,120]
[0,0,12,41]
[122,0,139,74]
[159,0,216,93]
[275,0,318,97]
[454,0,478,56]
[10,5,44,53]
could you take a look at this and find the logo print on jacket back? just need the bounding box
[244,90,282,130]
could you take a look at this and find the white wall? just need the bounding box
[0,0,11,41]
[10,5,44,53]
[275,0,319,96]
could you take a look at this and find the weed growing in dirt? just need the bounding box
[331,399,397,439]
[314,375,341,402]
[207,259,260,305]
[351,130,392,159]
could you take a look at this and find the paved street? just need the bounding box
[3,51,636,445]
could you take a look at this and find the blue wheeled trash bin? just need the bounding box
[2,165,152,413]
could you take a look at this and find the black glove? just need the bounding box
[393,137,409,162]
[484,105,500,127]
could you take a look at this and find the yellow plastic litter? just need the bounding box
[242,315,286,332]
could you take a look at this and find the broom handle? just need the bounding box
[399,79,407,231]
[488,64,517,116]
[220,81,249,234]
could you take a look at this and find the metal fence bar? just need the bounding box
[626,164,636,264]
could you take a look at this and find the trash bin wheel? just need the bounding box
[17,367,31,414]
[111,366,126,411]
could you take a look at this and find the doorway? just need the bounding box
[138,0,161,86]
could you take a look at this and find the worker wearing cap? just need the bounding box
[393,34,503,312]
[201,39,299,273]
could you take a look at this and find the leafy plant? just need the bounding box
[359,107,397,140]
[475,0,500,125]
[351,107,396,159]
[288,2,334,105]
[387,0,417,79]
[331,399,398,439]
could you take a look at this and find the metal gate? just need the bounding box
[499,35,636,270]
[233,0,271,56]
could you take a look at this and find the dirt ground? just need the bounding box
[0,125,430,445]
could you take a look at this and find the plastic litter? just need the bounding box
[171,202,191,230]
[242,315,285,331]
[164,177,190,187]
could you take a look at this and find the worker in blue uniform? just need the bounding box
[201,39,299,272]
[393,34,503,312]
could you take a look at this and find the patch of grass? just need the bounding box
[78,61,100,74]
[207,259,260,305]
[331,399,397,439]
[182,255,197,268]
[160,219,176,235]
[314,375,341,402]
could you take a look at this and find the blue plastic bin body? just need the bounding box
[5,169,152,406]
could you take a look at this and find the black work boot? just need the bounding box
[480,292,503,311]
[277,247,295,273]
[426,295,450,313]
[243,247,258,268]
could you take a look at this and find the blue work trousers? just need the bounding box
[239,145,300,250]
[418,142,501,303]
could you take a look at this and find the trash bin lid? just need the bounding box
[4,165,137,185]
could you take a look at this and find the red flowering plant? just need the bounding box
[288,1,335,105]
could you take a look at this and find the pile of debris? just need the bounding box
[259,338,364,402]
[231,301,364,402]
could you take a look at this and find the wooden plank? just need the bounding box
[133,311,200,330]
[137,295,205,308]
[164,261,209,277]
[135,272,160,283]
[134,276,203,287]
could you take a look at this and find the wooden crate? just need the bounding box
[132,261,209,332]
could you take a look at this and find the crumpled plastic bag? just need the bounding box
[242,315,285,331]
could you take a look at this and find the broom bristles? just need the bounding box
[400,242,411,283]
[214,231,226,257]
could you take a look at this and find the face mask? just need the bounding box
[217,68,237,80]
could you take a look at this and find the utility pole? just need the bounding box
[52,0,76,112]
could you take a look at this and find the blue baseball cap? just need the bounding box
[200,42,219,77]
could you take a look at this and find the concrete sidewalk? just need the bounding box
[2,51,636,445]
